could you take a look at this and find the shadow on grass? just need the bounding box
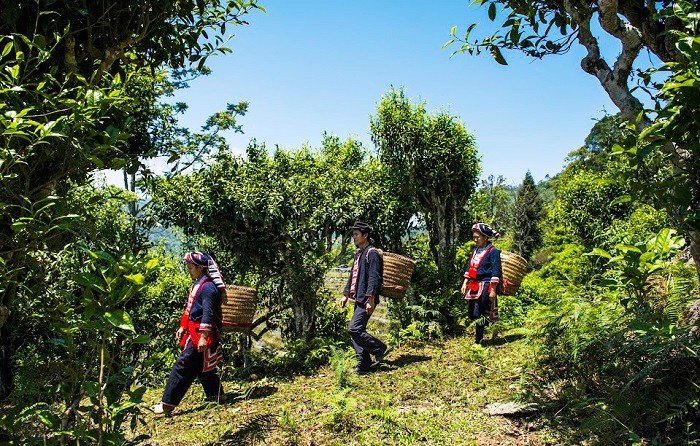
[384,353,432,368]
[226,384,278,403]
[483,332,526,347]
[169,385,279,417]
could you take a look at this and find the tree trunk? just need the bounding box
[0,313,16,400]
[570,4,700,282]
[337,234,349,265]
[690,232,700,280]
[292,297,316,341]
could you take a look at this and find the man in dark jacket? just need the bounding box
[339,221,387,373]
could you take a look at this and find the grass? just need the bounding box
[132,329,568,445]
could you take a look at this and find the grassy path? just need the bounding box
[135,330,562,445]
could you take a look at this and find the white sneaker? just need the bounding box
[151,403,174,415]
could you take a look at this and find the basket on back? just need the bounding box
[499,251,528,295]
[380,252,416,299]
[221,285,257,333]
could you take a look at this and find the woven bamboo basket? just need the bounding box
[380,252,416,299]
[221,285,257,333]
[500,251,528,295]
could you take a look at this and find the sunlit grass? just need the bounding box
[135,330,566,445]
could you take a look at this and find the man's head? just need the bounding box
[350,221,372,248]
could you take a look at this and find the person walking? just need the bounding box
[460,223,502,344]
[339,221,388,373]
[152,251,227,415]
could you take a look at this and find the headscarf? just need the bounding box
[184,251,226,297]
[471,223,501,239]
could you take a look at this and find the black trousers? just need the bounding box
[467,286,492,344]
[161,341,223,406]
[348,301,386,371]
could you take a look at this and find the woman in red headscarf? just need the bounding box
[152,251,226,415]
[460,223,502,344]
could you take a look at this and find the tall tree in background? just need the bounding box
[371,88,480,270]
[447,0,700,280]
[512,171,543,260]
[469,174,513,234]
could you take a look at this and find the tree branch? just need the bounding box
[565,0,649,127]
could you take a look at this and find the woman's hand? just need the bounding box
[489,289,497,301]
[460,279,468,295]
[197,334,208,353]
[175,327,185,342]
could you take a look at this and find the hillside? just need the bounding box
[135,329,567,445]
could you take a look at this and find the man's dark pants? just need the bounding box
[348,301,386,371]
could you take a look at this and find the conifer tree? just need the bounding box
[512,171,543,260]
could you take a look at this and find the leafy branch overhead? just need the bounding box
[448,0,700,280]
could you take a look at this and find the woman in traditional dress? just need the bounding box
[152,251,227,415]
[460,223,502,344]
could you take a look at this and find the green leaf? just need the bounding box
[104,310,135,332]
[610,195,632,206]
[33,34,46,50]
[110,401,138,419]
[124,273,145,285]
[488,2,497,21]
[74,272,107,293]
[489,45,508,65]
[38,411,60,429]
[145,258,159,269]
[616,244,643,254]
[84,380,100,397]
[11,221,26,232]
[131,334,150,344]
[1,42,12,57]
[586,248,612,259]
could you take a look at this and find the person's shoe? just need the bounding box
[371,346,391,368]
[354,367,371,375]
[151,402,174,415]
[205,393,228,403]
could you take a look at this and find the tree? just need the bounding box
[447,0,700,279]
[468,174,513,234]
[371,88,481,270]
[512,171,544,260]
[0,0,262,399]
[149,138,381,341]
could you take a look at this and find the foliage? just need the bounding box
[371,87,480,270]
[537,243,598,287]
[448,0,700,279]
[588,228,686,314]
[532,228,700,444]
[547,169,632,249]
[497,273,561,329]
[387,233,461,336]
[329,347,359,390]
[0,0,262,406]
[467,174,514,235]
[149,138,382,341]
[626,1,700,258]
[512,171,544,260]
[0,246,159,445]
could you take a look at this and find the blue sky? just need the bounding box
[148,0,624,186]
